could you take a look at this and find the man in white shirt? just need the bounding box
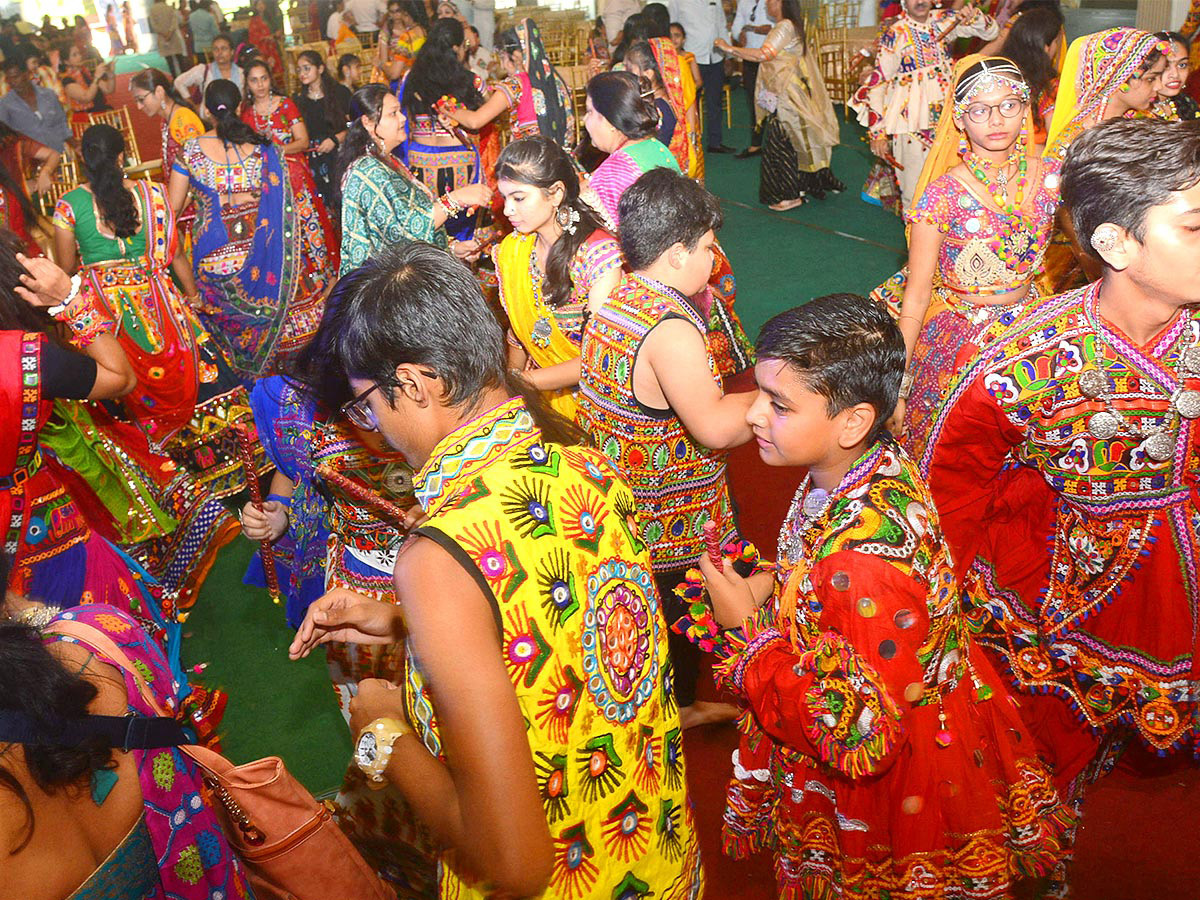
[667,0,732,151]
[346,0,385,34]
[601,0,641,49]
[730,0,772,156]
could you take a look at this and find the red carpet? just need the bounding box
[686,371,1200,898]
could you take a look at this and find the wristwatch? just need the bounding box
[355,717,412,787]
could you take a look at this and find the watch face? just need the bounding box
[356,731,379,767]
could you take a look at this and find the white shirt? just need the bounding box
[731,0,773,51]
[175,61,244,98]
[345,0,385,31]
[600,0,641,46]
[667,0,730,65]
[326,10,344,39]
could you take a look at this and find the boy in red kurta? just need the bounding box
[685,294,1073,899]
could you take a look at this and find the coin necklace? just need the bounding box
[1080,313,1200,463]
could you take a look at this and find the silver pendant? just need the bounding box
[530,316,553,348]
[1175,389,1200,420]
[1087,410,1122,440]
[1182,345,1200,372]
[1145,430,1176,462]
[802,488,830,519]
[1078,369,1108,399]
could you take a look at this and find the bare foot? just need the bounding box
[679,700,741,730]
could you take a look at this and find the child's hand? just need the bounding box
[698,552,759,628]
[241,499,288,542]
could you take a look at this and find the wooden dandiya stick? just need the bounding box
[233,422,282,605]
[316,465,410,525]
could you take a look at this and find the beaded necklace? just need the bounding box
[957,132,1051,280]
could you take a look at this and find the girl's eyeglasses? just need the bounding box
[963,97,1025,123]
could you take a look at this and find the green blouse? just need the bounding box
[54,186,148,265]
[339,154,448,275]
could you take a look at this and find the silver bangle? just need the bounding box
[47,273,83,317]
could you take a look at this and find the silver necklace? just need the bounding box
[1080,316,1200,463]
[777,479,830,567]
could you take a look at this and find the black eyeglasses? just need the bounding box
[340,384,380,430]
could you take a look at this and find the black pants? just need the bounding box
[742,60,763,148]
[700,60,726,149]
[656,569,701,709]
[164,53,187,76]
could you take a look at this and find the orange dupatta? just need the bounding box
[649,38,691,173]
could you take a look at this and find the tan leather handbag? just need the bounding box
[47,619,397,900]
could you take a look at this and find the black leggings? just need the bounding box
[656,569,701,709]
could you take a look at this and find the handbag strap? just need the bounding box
[0,708,190,750]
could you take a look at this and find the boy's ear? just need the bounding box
[837,402,877,449]
[667,241,688,270]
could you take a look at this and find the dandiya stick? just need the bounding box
[703,520,724,572]
[317,465,410,526]
[234,423,282,605]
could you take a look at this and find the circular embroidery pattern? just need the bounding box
[582,559,659,723]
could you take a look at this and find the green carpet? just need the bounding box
[184,95,905,798]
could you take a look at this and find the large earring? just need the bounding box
[1091,224,1120,254]
[555,203,580,235]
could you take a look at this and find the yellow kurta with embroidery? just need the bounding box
[407,397,704,900]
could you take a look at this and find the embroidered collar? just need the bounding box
[414,396,537,515]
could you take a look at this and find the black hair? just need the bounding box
[2,49,27,74]
[0,128,36,229]
[318,243,581,444]
[288,263,375,410]
[241,56,281,107]
[999,6,1063,113]
[586,70,658,140]
[624,41,663,92]
[1155,30,1190,51]
[337,82,389,183]
[130,67,196,112]
[205,79,268,144]
[211,31,233,49]
[0,231,59,335]
[1061,117,1200,252]
[618,167,723,271]
[669,21,685,37]
[0,622,116,853]
[780,0,807,48]
[296,49,348,129]
[495,136,609,307]
[80,124,139,240]
[613,13,649,62]
[756,294,905,444]
[404,17,480,120]
[642,2,670,38]
[338,52,361,82]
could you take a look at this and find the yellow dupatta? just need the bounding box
[495,232,580,420]
[1044,28,1166,152]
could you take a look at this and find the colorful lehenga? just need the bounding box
[173,138,330,379]
[0,330,173,646]
[241,96,340,271]
[49,180,257,606]
[494,228,622,420]
[398,73,485,241]
[689,441,1073,899]
[160,104,204,178]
